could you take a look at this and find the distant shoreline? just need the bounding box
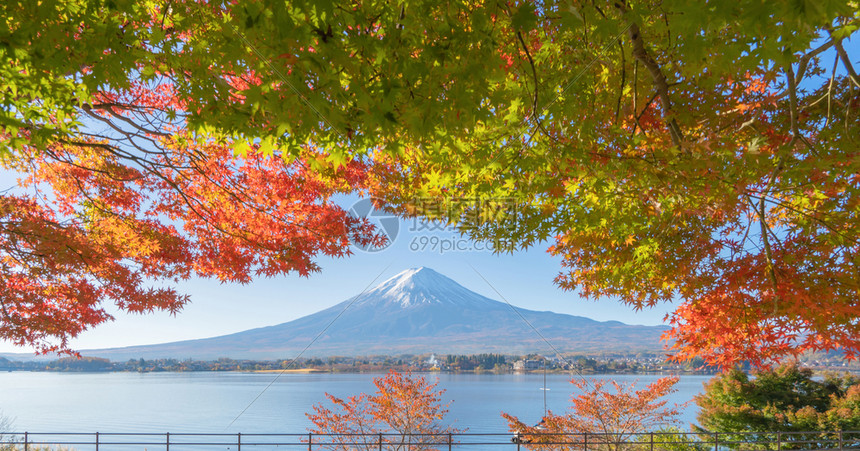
[3,367,858,376]
[3,353,855,375]
[251,368,327,373]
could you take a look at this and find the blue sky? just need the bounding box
[0,184,676,355]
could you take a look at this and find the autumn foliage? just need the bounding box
[1,54,383,353]
[306,371,459,450]
[503,377,681,450]
[2,0,860,366]
[360,3,860,368]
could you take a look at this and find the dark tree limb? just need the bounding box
[833,37,860,88]
[618,9,684,149]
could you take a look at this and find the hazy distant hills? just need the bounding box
[76,267,670,360]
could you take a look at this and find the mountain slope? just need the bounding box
[83,267,669,360]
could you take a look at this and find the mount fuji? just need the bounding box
[83,267,670,360]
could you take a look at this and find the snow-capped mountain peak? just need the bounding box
[354,267,496,308]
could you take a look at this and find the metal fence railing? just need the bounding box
[1,430,859,450]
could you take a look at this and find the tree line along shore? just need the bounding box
[2,352,856,374]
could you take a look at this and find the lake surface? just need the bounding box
[0,371,711,436]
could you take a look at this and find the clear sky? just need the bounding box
[0,183,677,355]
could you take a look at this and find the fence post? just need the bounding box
[378,432,383,451]
[448,432,452,451]
[777,431,781,451]
[584,432,588,450]
[237,432,241,451]
[166,432,170,451]
[714,432,718,451]
[650,431,654,451]
[839,430,844,450]
[23,432,28,451]
[308,432,312,451]
[96,431,99,451]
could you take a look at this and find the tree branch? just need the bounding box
[515,30,549,137]
[615,39,626,123]
[785,65,801,141]
[623,18,683,148]
[630,92,659,137]
[756,194,779,299]
[794,38,834,86]
[831,35,860,88]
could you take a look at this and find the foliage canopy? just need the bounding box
[1,0,859,365]
[696,364,860,449]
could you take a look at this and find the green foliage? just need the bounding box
[445,353,506,370]
[696,364,860,449]
[2,0,859,365]
[636,428,708,451]
[361,0,860,367]
[43,357,111,372]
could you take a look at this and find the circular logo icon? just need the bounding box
[348,198,400,252]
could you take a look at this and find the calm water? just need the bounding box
[0,372,711,434]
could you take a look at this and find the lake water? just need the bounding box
[0,371,711,435]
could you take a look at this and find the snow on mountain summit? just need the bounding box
[353,267,498,308]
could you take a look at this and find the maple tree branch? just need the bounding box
[632,59,639,122]
[176,152,351,246]
[744,192,778,294]
[90,101,178,119]
[831,36,860,88]
[807,54,842,127]
[747,193,859,247]
[622,15,684,149]
[51,136,357,255]
[80,107,167,153]
[785,66,798,130]
[514,30,550,138]
[48,142,133,178]
[689,157,858,253]
[85,103,172,137]
[61,137,186,172]
[0,297,15,328]
[615,39,626,123]
[51,141,260,249]
[734,212,756,258]
[794,38,835,85]
[827,54,839,127]
[1,219,103,282]
[630,92,659,137]
[784,64,806,147]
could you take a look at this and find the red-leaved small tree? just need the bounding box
[503,376,681,451]
[307,371,460,451]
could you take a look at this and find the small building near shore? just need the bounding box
[513,359,542,371]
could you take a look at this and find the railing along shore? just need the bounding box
[2,430,859,450]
